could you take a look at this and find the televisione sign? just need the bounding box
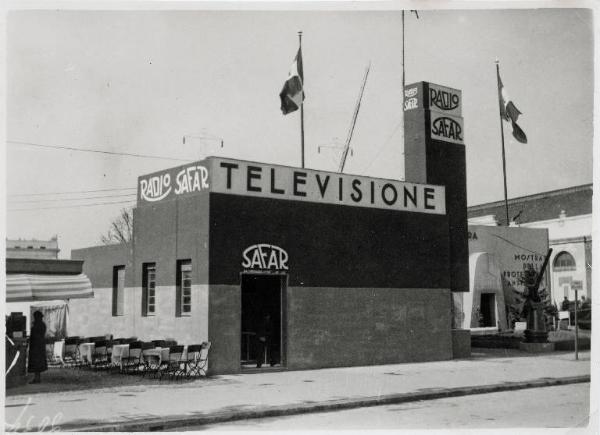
[138,158,447,215]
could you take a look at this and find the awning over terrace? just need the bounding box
[6,273,93,302]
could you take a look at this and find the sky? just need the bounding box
[5,4,595,258]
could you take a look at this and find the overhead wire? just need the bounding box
[8,192,137,204]
[360,117,404,175]
[8,140,194,162]
[8,199,137,212]
[9,187,136,197]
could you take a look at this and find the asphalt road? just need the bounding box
[177,383,590,431]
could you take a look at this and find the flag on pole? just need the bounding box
[497,75,527,143]
[279,48,305,115]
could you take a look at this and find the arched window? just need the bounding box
[553,251,576,271]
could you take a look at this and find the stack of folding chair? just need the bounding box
[158,345,185,380]
[185,342,211,378]
[120,341,143,374]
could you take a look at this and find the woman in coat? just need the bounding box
[28,311,47,383]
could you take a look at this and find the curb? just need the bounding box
[41,375,592,432]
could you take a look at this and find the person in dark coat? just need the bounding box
[28,311,47,383]
[256,314,274,368]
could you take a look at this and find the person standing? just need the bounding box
[28,311,47,384]
[561,296,570,311]
[256,314,274,368]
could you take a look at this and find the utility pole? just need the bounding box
[574,288,579,360]
[299,31,305,169]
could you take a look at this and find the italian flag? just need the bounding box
[498,75,527,144]
[279,48,305,115]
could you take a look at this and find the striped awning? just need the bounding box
[6,273,93,302]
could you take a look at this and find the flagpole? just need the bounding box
[496,60,510,226]
[299,31,305,169]
[402,11,405,89]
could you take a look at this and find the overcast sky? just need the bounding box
[5,5,594,258]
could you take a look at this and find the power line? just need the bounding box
[8,187,136,197]
[8,193,137,204]
[490,233,547,256]
[361,117,404,174]
[8,199,137,212]
[8,140,194,162]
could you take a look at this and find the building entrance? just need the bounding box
[480,293,496,327]
[241,273,285,369]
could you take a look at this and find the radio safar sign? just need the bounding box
[138,163,210,203]
[430,113,464,145]
[428,84,462,117]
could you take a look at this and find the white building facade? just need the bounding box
[468,184,592,306]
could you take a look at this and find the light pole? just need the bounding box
[182,133,224,160]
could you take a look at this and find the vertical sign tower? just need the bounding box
[404,82,468,293]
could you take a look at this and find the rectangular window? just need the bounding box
[142,263,156,316]
[112,266,125,316]
[176,260,192,317]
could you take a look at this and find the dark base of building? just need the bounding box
[209,286,454,375]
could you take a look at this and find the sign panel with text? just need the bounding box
[209,158,446,215]
[429,112,464,145]
[138,158,447,215]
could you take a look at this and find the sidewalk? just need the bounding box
[5,349,591,432]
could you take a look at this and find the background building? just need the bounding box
[463,225,549,331]
[6,236,60,260]
[467,184,592,305]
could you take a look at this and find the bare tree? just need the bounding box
[101,208,133,245]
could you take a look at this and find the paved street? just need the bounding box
[185,383,590,430]
[4,349,591,432]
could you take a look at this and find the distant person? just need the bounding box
[561,296,569,311]
[256,314,274,368]
[581,296,591,310]
[28,311,47,384]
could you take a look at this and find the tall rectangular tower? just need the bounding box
[404,81,468,293]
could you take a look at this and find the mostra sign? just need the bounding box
[138,157,447,215]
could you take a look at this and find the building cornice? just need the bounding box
[468,183,592,212]
[550,236,592,245]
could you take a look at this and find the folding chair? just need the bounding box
[158,345,185,380]
[185,342,211,378]
[51,339,66,367]
[63,336,80,367]
[45,338,62,368]
[91,339,109,369]
[120,341,143,374]
[77,338,96,369]
[558,311,570,330]
[140,342,157,377]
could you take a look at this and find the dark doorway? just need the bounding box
[480,293,496,327]
[241,273,284,369]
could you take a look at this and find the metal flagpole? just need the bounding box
[299,31,305,169]
[574,289,579,360]
[496,60,510,226]
[402,11,405,89]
